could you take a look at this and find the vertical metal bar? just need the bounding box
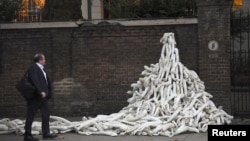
[246,87,248,111]
[248,10,250,114]
[234,88,236,116]
[231,87,234,116]
[88,0,92,20]
[241,88,243,112]
[244,87,246,111]
[240,11,242,69]
[246,87,248,112]
[28,0,31,22]
[0,40,2,73]
[233,88,236,116]
[248,10,250,63]
[233,35,235,85]
[231,11,236,116]
[240,89,242,115]
[248,10,250,76]
[238,88,240,112]
[234,87,236,114]
[244,51,247,72]
[231,11,235,86]
[248,87,250,111]
[52,0,55,21]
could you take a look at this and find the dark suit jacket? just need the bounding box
[27,63,52,99]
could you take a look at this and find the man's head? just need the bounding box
[34,53,46,66]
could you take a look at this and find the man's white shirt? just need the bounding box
[36,63,47,82]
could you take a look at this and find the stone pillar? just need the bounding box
[197,0,233,113]
[81,0,102,20]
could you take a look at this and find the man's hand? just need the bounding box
[41,92,46,98]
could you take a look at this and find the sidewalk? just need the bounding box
[0,132,208,141]
[2,117,249,141]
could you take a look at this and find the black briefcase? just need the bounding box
[16,71,36,100]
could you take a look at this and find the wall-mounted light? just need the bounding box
[232,0,243,10]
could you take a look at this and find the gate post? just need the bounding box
[197,0,233,114]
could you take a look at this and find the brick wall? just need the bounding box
[197,0,233,113]
[71,23,198,116]
[0,29,53,117]
[0,20,198,117]
[0,27,74,117]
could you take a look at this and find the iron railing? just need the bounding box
[231,87,250,117]
[231,10,250,118]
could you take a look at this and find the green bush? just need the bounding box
[103,0,197,19]
[0,0,23,22]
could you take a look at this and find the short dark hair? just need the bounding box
[33,53,44,63]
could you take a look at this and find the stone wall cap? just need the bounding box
[0,21,79,29]
[85,18,198,26]
[0,18,197,29]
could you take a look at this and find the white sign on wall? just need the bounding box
[208,40,219,51]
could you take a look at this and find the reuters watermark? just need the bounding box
[208,125,249,140]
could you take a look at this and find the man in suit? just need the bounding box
[24,53,57,141]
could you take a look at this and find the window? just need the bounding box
[18,0,45,22]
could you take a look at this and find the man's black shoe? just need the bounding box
[24,135,39,141]
[43,134,58,140]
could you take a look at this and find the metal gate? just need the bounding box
[231,10,250,118]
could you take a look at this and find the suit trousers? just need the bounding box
[24,98,50,136]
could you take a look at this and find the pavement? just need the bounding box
[0,132,207,141]
[1,118,249,141]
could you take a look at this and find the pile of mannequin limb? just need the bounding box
[0,33,233,137]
